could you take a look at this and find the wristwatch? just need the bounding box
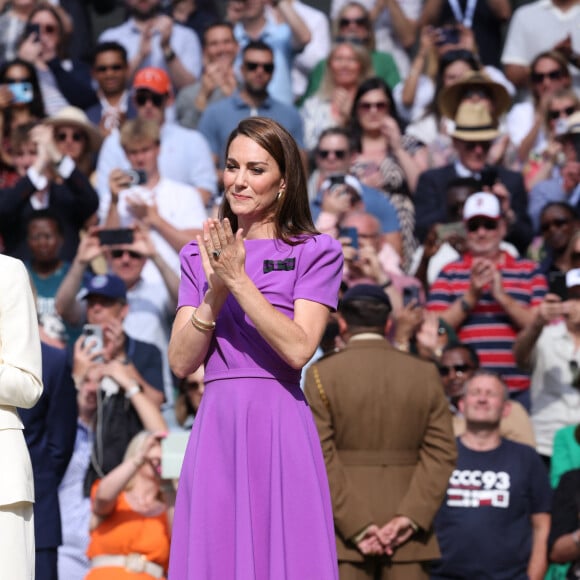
[163,46,176,62]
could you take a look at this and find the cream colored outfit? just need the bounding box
[0,255,43,579]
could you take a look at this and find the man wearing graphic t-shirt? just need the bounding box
[431,371,551,580]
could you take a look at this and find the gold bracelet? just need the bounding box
[190,308,216,332]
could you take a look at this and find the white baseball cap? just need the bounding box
[566,268,580,288]
[463,192,501,221]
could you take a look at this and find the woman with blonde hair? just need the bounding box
[301,40,371,150]
[86,430,173,579]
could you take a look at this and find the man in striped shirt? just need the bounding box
[428,192,547,411]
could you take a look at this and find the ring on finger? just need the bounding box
[212,249,222,259]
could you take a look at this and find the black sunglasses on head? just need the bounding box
[466,217,499,232]
[135,90,165,108]
[244,61,274,73]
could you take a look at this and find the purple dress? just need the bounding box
[169,234,343,580]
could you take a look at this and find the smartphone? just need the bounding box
[435,221,466,241]
[403,286,422,307]
[479,167,498,188]
[329,174,346,186]
[126,169,147,186]
[338,226,359,250]
[161,431,190,479]
[9,82,33,104]
[435,26,459,46]
[25,23,40,41]
[548,271,568,300]
[81,324,103,356]
[97,228,134,246]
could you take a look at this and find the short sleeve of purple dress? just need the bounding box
[169,234,343,580]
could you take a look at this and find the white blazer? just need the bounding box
[0,255,43,505]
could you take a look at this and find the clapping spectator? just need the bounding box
[0,121,99,260]
[99,0,202,91]
[175,22,239,130]
[45,106,103,179]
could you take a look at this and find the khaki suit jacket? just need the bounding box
[305,337,456,564]
[0,255,43,505]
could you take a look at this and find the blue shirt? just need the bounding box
[431,438,552,580]
[198,91,304,168]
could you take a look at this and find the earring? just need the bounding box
[277,189,285,201]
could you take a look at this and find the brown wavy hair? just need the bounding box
[220,117,317,245]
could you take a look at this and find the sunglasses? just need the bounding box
[466,217,499,232]
[339,17,369,27]
[95,64,125,73]
[244,61,274,73]
[531,69,564,84]
[438,364,473,377]
[464,140,492,151]
[548,106,576,120]
[317,149,347,159]
[56,130,85,143]
[540,217,570,232]
[110,248,143,259]
[358,101,388,113]
[135,90,165,108]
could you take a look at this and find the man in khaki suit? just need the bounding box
[305,284,456,580]
[0,254,43,579]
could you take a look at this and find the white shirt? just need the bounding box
[115,177,207,284]
[96,122,217,221]
[530,320,580,456]
[502,0,580,94]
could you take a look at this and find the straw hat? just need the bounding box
[45,106,103,153]
[438,70,511,120]
[451,101,500,142]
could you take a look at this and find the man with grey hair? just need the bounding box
[431,371,552,580]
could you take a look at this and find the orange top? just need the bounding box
[86,486,170,580]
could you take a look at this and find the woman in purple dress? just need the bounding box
[168,117,342,579]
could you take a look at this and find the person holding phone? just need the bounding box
[17,3,97,114]
[86,430,174,580]
[105,118,207,286]
[167,117,343,578]
[514,270,580,466]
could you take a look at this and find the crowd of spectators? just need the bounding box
[4,0,580,577]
